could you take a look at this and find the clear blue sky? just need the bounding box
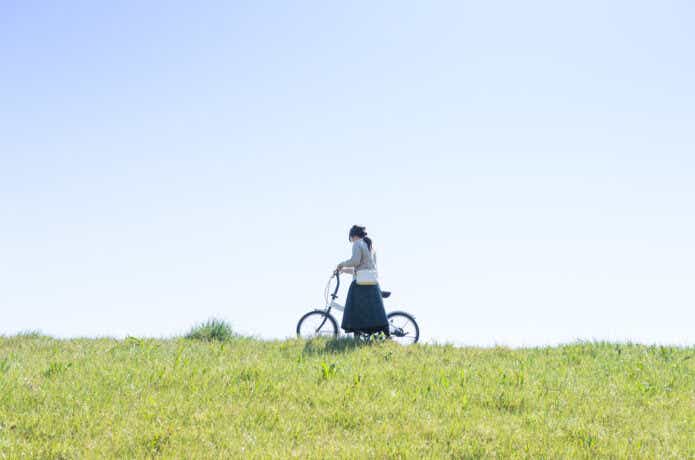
[2,1,693,346]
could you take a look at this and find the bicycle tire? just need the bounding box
[296,310,339,339]
[387,310,420,344]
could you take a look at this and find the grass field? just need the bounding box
[0,331,693,459]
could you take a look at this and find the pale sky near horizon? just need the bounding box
[1,1,694,346]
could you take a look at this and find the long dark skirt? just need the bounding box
[341,281,389,336]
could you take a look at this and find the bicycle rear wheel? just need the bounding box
[296,310,338,339]
[387,311,419,344]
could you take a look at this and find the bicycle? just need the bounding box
[296,271,420,344]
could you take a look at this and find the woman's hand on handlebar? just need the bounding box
[335,264,354,275]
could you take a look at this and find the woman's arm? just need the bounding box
[337,241,361,268]
[340,267,354,275]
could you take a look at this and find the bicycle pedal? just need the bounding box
[391,327,406,337]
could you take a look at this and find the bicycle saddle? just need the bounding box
[381,291,391,298]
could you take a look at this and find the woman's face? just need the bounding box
[349,235,359,243]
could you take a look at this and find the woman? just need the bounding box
[336,225,389,337]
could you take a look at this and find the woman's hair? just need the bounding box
[349,225,373,251]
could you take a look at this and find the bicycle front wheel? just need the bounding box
[296,310,338,339]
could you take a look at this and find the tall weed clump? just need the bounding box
[184,318,235,342]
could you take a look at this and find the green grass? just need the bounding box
[184,318,236,342]
[0,335,693,459]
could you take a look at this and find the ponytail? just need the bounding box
[349,225,373,252]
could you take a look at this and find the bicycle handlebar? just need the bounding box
[323,269,343,305]
[332,270,341,297]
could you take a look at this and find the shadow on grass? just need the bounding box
[302,335,388,355]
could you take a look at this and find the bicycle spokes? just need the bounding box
[387,312,419,344]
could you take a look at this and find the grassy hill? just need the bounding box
[0,332,693,459]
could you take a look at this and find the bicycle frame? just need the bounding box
[316,271,343,332]
[326,271,345,311]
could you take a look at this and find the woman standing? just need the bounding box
[336,225,389,337]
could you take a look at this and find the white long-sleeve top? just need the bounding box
[339,238,377,276]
